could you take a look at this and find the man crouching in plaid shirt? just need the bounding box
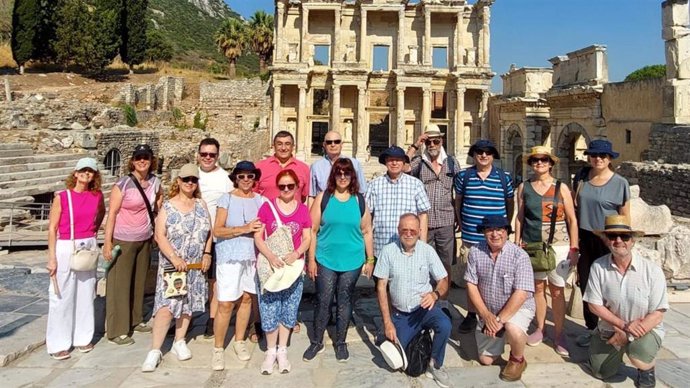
[465,216,535,382]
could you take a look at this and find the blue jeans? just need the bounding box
[313,264,361,345]
[391,304,451,367]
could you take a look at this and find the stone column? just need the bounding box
[397,8,405,66]
[331,84,341,133]
[396,87,406,146]
[455,86,466,155]
[272,84,282,138]
[359,8,367,63]
[356,86,369,159]
[333,8,341,63]
[301,7,310,63]
[480,90,489,139]
[424,8,431,66]
[275,2,285,63]
[421,88,431,130]
[456,11,463,68]
[297,86,308,160]
[481,6,491,67]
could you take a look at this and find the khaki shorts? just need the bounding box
[533,245,571,288]
[475,307,534,357]
[589,329,662,380]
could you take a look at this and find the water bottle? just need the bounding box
[104,245,122,272]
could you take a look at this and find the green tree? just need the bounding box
[91,0,122,66]
[246,10,273,74]
[215,18,245,77]
[11,0,39,73]
[625,65,666,82]
[145,29,173,63]
[0,0,15,42]
[53,0,94,69]
[120,0,148,72]
[32,0,58,62]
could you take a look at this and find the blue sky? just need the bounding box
[225,0,666,91]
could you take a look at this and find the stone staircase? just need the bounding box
[0,143,117,203]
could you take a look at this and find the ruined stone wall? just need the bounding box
[642,124,690,164]
[618,162,690,218]
[199,79,271,134]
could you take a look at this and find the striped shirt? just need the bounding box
[464,241,535,314]
[373,240,448,313]
[453,167,514,244]
[584,252,669,339]
[366,173,431,256]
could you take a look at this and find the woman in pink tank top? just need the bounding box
[46,157,105,360]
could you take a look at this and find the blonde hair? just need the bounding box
[65,171,102,192]
[168,177,201,199]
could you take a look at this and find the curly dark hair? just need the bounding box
[325,158,359,194]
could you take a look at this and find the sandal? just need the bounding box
[50,350,71,360]
[76,344,94,353]
[249,322,263,343]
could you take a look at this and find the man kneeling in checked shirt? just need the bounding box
[374,213,451,388]
[465,216,535,382]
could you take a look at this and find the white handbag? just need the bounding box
[66,190,100,272]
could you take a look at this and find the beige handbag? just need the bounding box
[256,200,296,294]
[566,269,584,320]
[66,190,100,272]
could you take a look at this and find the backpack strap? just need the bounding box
[355,192,365,217]
[321,191,365,218]
[496,167,510,208]
[320,191,332,215]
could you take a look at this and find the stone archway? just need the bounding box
[504,124,524,183]
[556,122,591,183]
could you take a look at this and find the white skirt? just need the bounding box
[216,261,257,302]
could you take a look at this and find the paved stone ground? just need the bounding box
[1,250,689,387]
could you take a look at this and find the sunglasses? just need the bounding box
[78,168,96,174]
[325,139,342,145]
[199,152,218,159]
[237,173,256,180]
[180,176,199,184]
[335,171,352,179]
[529,156,551,164]
[424,139,442,146]
[134,155,151,161]
[475,150,492,157]
[605,233,632,242]
[399,228,419,236]
[589,153,610,159]
[278,183,296,191]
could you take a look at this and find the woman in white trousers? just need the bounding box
[46,158,105,360]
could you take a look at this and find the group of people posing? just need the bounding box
[45,125,667,388]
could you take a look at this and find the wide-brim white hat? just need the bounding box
[263,259,304,293]
[379,340,407,371]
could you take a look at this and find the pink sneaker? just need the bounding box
[527,329,543,346]
[555,338,569,357]
[261,348,277,375]
[277,346,291,374]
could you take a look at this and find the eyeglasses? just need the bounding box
[325,139,342,145]
[424,139,442,146]
[278,183,296,191]
[399,228,419,236]
[529,156,551,164]
[589,153,609,159]
[605,233,632,242]
[134,155,151,161]
[180,176,199,184]
[199,152,218,159]
[237,173,255,180]
[335,171,352,180]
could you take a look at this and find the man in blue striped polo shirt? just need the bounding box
[453,139,515,333]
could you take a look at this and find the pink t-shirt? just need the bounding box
[113,175,161,242]
[57,189,103,240]
[254,156,310,202]
[257,199,312,258]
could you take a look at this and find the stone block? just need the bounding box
[656,225,690,280]
[72,131,97,149]
[629,185,674,235]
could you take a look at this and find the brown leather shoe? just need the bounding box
[500,358,527,381]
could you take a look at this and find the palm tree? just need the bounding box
[215,18,245,77]
[247,10,274,74]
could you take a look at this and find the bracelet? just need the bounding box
[410,144,419,150]
[203,251,212,255]
[365,256,375,264]
[569,247,580,253]
[433,290,441,300]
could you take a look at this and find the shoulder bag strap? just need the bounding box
[263,198,284,228]
[129,173,155,230]
[547,180,562,246]
[66,190,76,250]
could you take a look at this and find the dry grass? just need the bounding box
[0,42,16,68]
[106,57,225,82]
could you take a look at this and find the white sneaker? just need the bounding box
[141,350,162,372]
[171,339,192,361]
[211,347,225,371]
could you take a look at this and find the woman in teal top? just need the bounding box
[304,158,374,363]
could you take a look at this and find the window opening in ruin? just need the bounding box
[431,92,447,119]
[314,45,330,66]
[313,89,330,116]
[369,114,390,157]
[432,47,448,69]
[311,121,330,155]
[626,129,632,144]
[373,45,390,71]
[104,148,121,176]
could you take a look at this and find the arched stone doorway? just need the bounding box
[104,148,121,176]
[504,124,524,184]
[556,122,590,183]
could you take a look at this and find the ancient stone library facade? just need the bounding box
[270,0,494,162]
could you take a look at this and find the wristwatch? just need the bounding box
[495,315,502,323]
